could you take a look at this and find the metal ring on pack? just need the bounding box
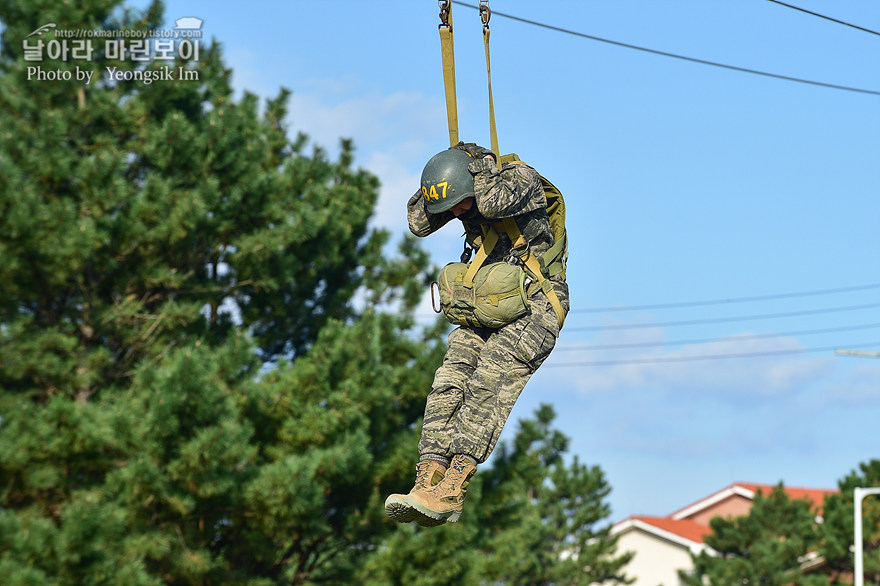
[430,281,443,313]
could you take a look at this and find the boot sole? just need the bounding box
[405,495,463,524]
[384,495,446,527]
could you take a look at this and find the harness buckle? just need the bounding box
[460,243,473,263]
[506,238,529,266]
[439,0,451,29]
[479,0,491,29]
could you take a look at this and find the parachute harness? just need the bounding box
[434,1,567,328]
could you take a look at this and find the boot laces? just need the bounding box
[415,461,441,489]
[437,461,469,492]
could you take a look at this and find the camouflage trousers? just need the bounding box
[419,283,568,464]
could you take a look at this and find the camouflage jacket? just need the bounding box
[407,157,562,273]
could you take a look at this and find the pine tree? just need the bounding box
[819,460,880,585]
[0,0,443,583]
[476,404,633,585]
[680,484,828,586]
[0,1,628,584]
[359,405,633,585]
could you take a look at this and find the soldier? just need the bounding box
[385,142,569,526]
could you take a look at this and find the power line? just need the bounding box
[570,283,880,314]
[564,302,880,332]
[553,322,880,352]
[414,283,880,320]
[836,349,880,358]
[450,1,880,97]
[545,341,880,368]
[766,0,880,38]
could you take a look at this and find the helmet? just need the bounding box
[420,148,475,214]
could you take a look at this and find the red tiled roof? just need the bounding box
[613,482,840,553]
[630,515,712,544]
[734,482,837,509]
[669,482,838,520]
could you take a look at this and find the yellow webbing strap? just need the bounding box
[501,217,566,329]
[463,225,499,287]
[439,16,459,147]
[500,156,568,279]
[482,26,500,166]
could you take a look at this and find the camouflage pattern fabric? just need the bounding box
[419,291,568,463]
[408,155,570,464]
[407,157,555,264]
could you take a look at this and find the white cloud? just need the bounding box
[816,362,880,407]
[220,54,450,235]
[226,48,277,102]
[286,90,443,160]
[364,150,419,233]
[545,326,835,402]
[280,85,455,239]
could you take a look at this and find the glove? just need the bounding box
[452,141,496,161]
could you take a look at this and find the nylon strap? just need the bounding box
[482,26,500,167]
[500,157,568,279]
[439,19,459,147]
[540,232,567,278]
[462,225,499,287]
[501,217,566,329]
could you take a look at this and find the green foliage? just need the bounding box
[476,405,633,585]
[0,0,628,584]
[820,460,880,585]
[0,0,437,582]
[680,484,826,586]
[360,405,633,586]
[681,469,880,586]
[1,0,386,387]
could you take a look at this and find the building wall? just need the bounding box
[615,530,696,586]
[683,494,753,526]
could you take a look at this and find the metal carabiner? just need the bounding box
[439,0,452,29]
[430,281,443,313]
[460,242,473,264]
[506,238,529,266]
[479,0,491,29]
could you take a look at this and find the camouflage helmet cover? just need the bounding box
[420,148,475,214]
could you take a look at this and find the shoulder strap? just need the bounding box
[498,154,568,280]
[438,2,459,147]
[481,7,500,167]
[462,225,498,288]
[540,231,568,279]
[501,217,566,329]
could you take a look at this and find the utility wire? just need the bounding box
[553,322,880,352]
[766,0,880,38]
[564,302,880,332]
[570,283,880,314]
[545,341,880,368]
[414,283,880,320]
[450,1,880,97]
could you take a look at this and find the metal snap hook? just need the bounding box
[479,0,491,28]
[430,281,443,313]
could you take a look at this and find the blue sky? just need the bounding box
[143,0,879,521]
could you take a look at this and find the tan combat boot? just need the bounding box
[384,460,447,526]
[406,454,476,524]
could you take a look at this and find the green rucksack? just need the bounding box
[500,154,568,282]
[436,259,530,329]
[434,155,568,329]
